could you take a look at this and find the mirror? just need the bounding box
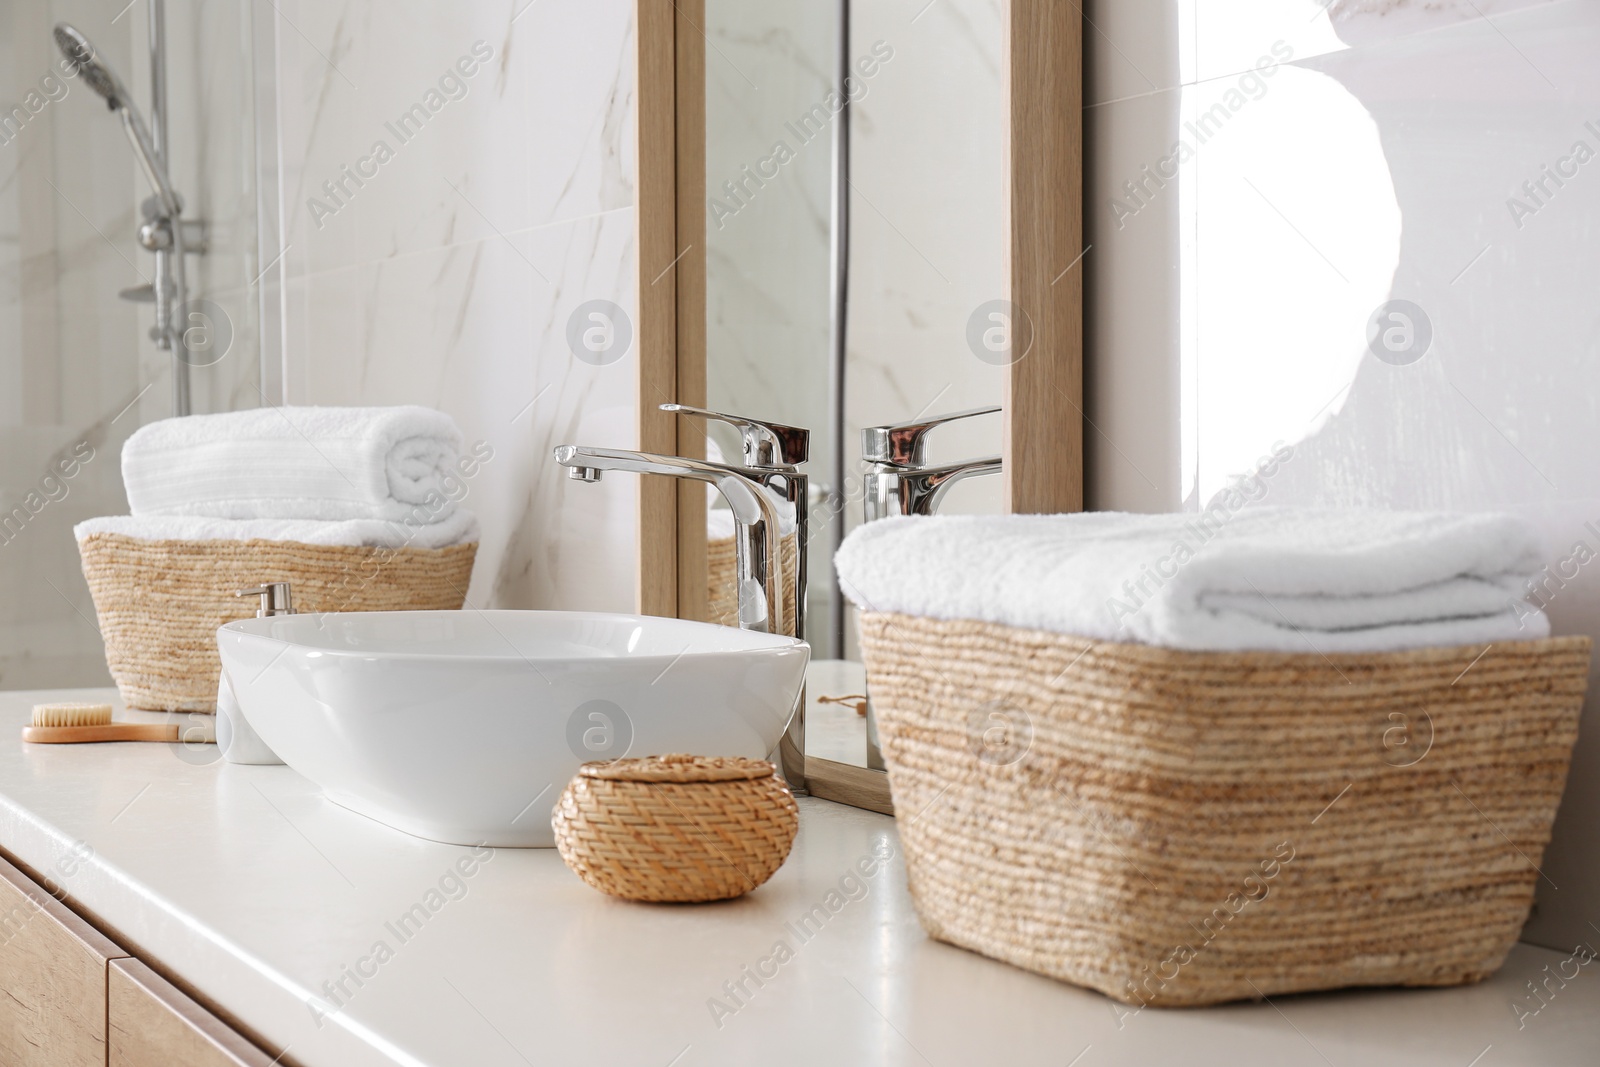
[701,1,1009,786]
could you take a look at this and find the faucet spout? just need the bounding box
[553,445,789,635]
[864,454,1002,521]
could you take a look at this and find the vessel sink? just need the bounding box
[216,610,809,847]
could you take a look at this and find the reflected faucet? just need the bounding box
[858,405,1003,770]
[861,406,1003,520]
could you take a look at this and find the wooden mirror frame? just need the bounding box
[633,0,1082,806]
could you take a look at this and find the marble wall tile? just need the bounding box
[847,0,1005,512]
[702,0,839,642]
[704,0,835,450]
[273,0,640,614]
[282,209,638,613]
[271,0,633,282]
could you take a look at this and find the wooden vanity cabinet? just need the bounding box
[0,853,124,1067]
[0,853,285,1066]
[110,958,282,1067]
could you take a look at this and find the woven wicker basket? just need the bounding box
[553,754,799,902]
[708,531,798,631]
[858,611,1590,1007]
[79,533,476,713]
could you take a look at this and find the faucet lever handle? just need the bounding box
[661,404,809,469]
[861,405,1001,466]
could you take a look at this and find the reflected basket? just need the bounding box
[707,530,798,629]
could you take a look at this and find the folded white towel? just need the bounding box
[834,508,1551,652]
[75,510,479,551]
[122,406,468,525]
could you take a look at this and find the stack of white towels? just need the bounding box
[76,406,480,550]
[834,508,1550,652]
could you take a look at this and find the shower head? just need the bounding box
[53,24,128,110]
[52,22,182,217]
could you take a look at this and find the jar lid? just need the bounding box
[579,753,778,783]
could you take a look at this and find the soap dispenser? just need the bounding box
[216,583,291,765]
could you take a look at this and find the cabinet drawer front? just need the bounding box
[0,853,125,1067]
[110,958,284,1067]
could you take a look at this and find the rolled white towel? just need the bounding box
[122,406,471,525]
[75,509,479,551]
[834,508,1552,653]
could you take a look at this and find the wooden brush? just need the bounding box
[22,703,178,744]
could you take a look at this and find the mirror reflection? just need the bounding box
[703,0,1007,770]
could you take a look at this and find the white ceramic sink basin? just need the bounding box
[216,610,809,847]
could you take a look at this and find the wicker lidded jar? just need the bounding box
[552,754,798,903]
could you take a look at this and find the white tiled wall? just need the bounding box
[266,0,639,613]
[1086,0,1599,950]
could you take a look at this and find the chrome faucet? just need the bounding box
[554,404,811,789]
[662,404,810,643]
[553,444,790,636]
[862,406,1003,520]
[858,405,1003,770]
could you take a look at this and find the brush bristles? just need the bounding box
[31,702,113,728]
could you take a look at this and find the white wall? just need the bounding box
[1087,0,1600,949]
[266,0,638,614]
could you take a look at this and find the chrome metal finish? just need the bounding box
[147,1,168,162]
[664,404,810,650]
[137,199,208,253]
[236,582,294,618]
[663,406,812,790]
[145,0,187,416]
[555,409,816,793]
[54,17,201,415]
[859,406,1004,770]
[861,404,1001,466]
[864,454,1004,520]
[552,445,788,638]
[660,404,810,468]
[138,219,172,251]
[860,406,1004,521]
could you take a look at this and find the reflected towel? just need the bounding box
[834,508,1550,652]
[122,406,468,525]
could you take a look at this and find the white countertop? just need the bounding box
[0,687,1596,1067]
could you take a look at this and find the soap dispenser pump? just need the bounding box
[215,582,292,765]
[238,581,294,616]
